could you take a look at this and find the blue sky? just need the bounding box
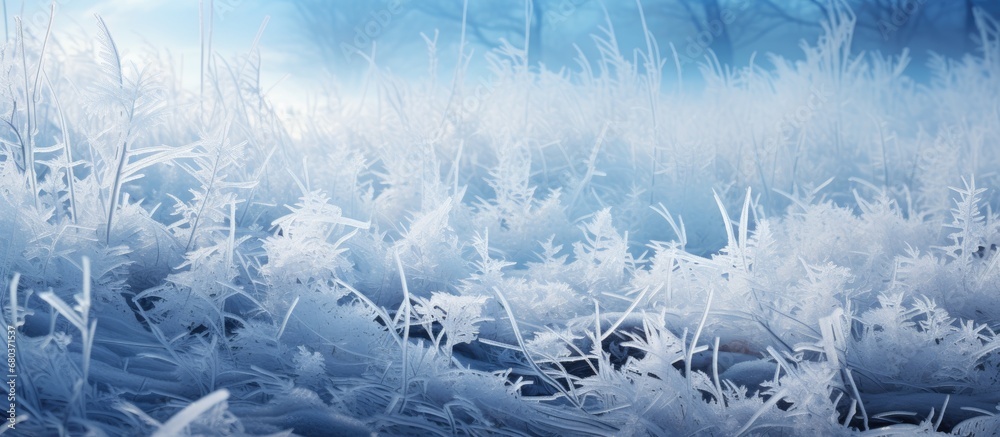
[15,0,313,106]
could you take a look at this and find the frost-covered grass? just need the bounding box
[3,2,1000,436]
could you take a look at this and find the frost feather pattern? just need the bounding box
[1,3,1000,437]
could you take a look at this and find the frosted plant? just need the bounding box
[169,123,255,252]
[86,17,175,244]
[394,197,465,291]
[413,292,491,357]
[292,345,328,388]
[135,222,245,340]
[261,189,368,305]
[943,177,989,268]
[571,208,633,296]
[1,2,1000,435]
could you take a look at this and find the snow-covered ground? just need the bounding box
[2,1,1000,436]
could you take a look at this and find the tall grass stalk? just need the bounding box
[685,286,713,389]
[15,19,35,207]
[7,272,18,328]
[16,3,55,210]
[152,389,230,437]
[495,285,581,408]
[394,249,412,414]
[44,71,77,223]
[185,122,233,252]
[38,257,96,419]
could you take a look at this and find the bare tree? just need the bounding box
[286,0,1000,75]
[755,0,1000,55]
[416,0,545,65]
[289,0,415,70]
[642,0,824,65]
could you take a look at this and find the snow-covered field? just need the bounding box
[3,1,1000,436]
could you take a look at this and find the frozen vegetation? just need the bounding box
[3,1,1000,436]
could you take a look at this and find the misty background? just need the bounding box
[8,0,998,108]
[289,0,999,78]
